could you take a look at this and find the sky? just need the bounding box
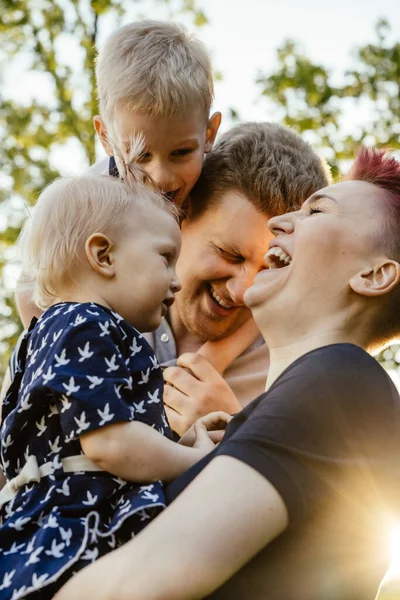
[2,0,400,174]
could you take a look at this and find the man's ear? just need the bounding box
[85,233,116,278]
[93,116,113,156]
[349,259,400,297]
[204,111,222,153]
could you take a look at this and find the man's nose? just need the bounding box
[225,271,255,305]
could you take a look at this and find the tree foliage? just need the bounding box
[0,0,207,379]
[256,18,400,371]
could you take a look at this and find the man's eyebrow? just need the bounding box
[307,192,338,204]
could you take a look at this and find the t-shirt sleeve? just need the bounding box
[46,315,138,442]
[215,344,400,525]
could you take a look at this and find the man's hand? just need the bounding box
[163,353,242,436]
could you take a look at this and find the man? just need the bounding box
[146,122,330,434]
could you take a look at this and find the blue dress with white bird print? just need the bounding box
[0,302,171,599]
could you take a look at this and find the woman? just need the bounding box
[55,148,400,600]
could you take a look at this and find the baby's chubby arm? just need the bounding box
[80,412,230,483]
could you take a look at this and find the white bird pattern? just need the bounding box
[0,304,171,595]
[87,375,104,389]
[78,341,94,362]
[54,348,70,367]
[98,403,115,426]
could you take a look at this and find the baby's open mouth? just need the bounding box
[265,247,292,269]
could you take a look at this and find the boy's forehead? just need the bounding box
[111,104,207,142]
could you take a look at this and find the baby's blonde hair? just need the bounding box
[95,20,214,122]
[21,175,177,310]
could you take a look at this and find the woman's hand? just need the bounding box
[179,411,233,450]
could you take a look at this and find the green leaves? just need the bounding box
[0,0,207,381]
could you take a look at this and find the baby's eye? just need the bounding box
[138,151,151,162]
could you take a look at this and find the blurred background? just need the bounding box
[0,0,400,594]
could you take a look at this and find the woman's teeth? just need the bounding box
[209,287,232,309]
[265,246,292,268]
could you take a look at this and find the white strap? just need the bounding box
[62,455,104,473]
[0,454,105,508]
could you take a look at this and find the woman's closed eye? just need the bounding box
[309,206,324,215]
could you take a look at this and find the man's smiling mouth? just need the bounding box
[207,284,236,310]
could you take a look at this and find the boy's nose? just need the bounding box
[145,162,176,192]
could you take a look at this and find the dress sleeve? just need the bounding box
[46,315,138,442]
[215,344,400,525]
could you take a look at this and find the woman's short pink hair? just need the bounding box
[347,147,400,347]
[348,147,400,261]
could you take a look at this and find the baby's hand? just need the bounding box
[179,411,233,451]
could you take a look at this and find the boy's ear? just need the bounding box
[93,116,113,156]
[85,233,116,278]
[204,112,222,153]
[349,259,400,297]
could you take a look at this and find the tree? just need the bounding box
[257,18,400,173]
[0,0,207,379]
[255,18,400,372]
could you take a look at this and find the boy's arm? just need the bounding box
[197,318,260,374]
[80,418,216,483]
[54,456,288,600]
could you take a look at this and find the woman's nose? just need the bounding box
[226,271,255,305]
[268,212,295,236]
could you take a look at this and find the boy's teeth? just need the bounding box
[210,287,232,309]
[265,246,292,268]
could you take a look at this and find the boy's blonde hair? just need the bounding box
[95,20,214,122]
[21,175,177,310]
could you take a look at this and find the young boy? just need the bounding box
[91,19,221,205]
[15,19,221,329]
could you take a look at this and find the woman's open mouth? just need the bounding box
[265,246,292,269]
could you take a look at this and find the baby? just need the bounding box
[0,174,228,599]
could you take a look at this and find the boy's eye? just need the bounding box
[309,207,323,215]
[171,148,194,157]
[138,151,151,162]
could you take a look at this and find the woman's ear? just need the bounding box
[93,116,113,156]
[349,259,400,297]
[85,233,116,279]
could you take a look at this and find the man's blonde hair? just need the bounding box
[96,20,214,122]
[21,175,177,310]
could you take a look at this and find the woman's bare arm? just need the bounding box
[55,455,288,600]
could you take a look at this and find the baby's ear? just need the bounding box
[85,234,115,278]
[93,116,113,156]
[349,259,400,297]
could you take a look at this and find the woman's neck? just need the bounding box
[264,327,368,392]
